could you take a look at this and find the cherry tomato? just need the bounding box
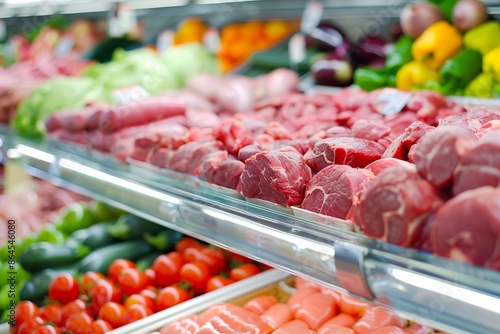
[48,273,80,304]
[88,319,114,334]
[156,285,192,311]
[65,312,92,334]
[183,247,228,275]
[98,302,126,329]
[61,299,88,325]
[32,324,63,334]
[229,263,261,281]
[81,271,106,294]
[124,294,155,312]
[175,237,200,254]
[15,301,40,327]
[17,316,44,334]
[123,304,153,325]
[152,252,185,287]
[206,276,236,292]
[89,279,122,315]
[40,304,63,326]
[179,261,211,295]
[228,251,253,264]
[139,288,158,301]
[108,259,136,284]
[144,268,155,285]
[118,268,149,296]
[181,244,207,262]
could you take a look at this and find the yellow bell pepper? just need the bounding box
[396,60,441,91]
[412,21,463,70]
[483,46,500,82]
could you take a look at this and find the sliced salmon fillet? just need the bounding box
[353,307,404,334]
[274,319,315,334]
[260,303,293,329]
[320,287,342,306]
[370,325,407,334]
[287,287,321,314]
[338,295,368,318]
[244,296,278,316]
[295,276,322,291]
[160,315,200,334]
[295,292,337,330]
[318,313,357,329]
[317,323,355,334]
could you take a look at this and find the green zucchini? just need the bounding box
[108,214,165,240]
[67,221,117,249]
[76,240,153,274]
[20,242,91,274]
[20,265,77,304]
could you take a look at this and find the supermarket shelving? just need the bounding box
[2,125,500,334]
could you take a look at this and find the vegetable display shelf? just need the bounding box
[1,124,500,334]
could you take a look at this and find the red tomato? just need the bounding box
[17,316,43,334]
[32,325,63,334]
[139,288,158,302]
[124,294,155,312]
[48,274,80,304]
[206,276,236,292]
[156,286,192,311]
[123,304,153,324]
[40,304,63,326]
[152,252,185,287]
[230,263,261,281]
[183,247,227,275]
[89,279,122,315]
[61,299,87,325]
[179,261,211,295]
[88,319,114,333]
[108,259,136,284]
[228,251,253,264]
[81,271,106,294]
[15,301,40,327]
[118,268,149,296]
[144,268,155,285]
[175,237,199,254]
[65,312,92,334]
[98,302,126,329]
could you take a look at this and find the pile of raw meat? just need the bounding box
[45,69,500,271]
[0,180,87,245]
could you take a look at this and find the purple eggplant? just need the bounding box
[352,35,388,66]
[306,22,349,52]
[311,52,353,87]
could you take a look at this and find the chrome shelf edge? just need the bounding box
[2,127,500,334]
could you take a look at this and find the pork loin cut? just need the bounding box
[382,121,435,161]
[453,131,500,195]
[431,187,500,270]
[238,145,262,162]
[239,150,312,206]
[438,115,481,132]
[168,141,224,174]
[304,137,385,172]
[365,158,415,176]
[211,158,245,190]
[301,165,375,220]
[414,126,477,190]
[147,148,173,168]
[350,119,391,142]
[354,166,443,246]
[214,119,254,156]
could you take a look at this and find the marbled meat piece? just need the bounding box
[382,121,435,161]
[476,120,500,138]
[214,119,254,156]
[365,158,416,176]
[168,140,224,174]
[239,150,312,206]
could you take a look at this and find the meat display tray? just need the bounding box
[1,125,500,334]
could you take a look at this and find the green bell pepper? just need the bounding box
[428,0,458,21]
[385,36,413,73]
[465,72,494,98]
[354,67,390,91]
[439,49,483,95]
[55,202,95,235]
[89,201,122,222]
[36,224,66,244]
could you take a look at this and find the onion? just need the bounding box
[400,3,444,39]
[452,0,488,31]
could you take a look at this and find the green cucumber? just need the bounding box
[108,214,165,240]
[67,221,117,249]
[20,265,77,304]
[20,242,91,274]
[76,240,153,274]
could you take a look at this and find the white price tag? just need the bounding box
[54,36,74,58]
[157,30,175,52]
[203,28,221,54]
[289,33,306,66]
[376,89,412,116]
[301,0,324,34]
[113,85,150,105]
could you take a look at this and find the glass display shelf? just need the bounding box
[1,125,499,334]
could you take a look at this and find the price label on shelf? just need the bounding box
[300,0,323,34]
[157,30,175,53]
[289,33,306,68]
[112,85,150,105]
[375,89,412,116]
[203,28,221,54]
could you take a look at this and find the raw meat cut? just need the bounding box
[354,166,443,246]
[384,112,418,139]
[431,187,500,269]
[301,165,375,220]
[382,121,435,160]
[49,130,89,145]
[45,108,97,132]
[238,145,262,162]
[304,137,385,171]
[475,120,500,138]
[438,115,481,132]
[365,158,415,176]
[404,90,447,125]
[214,119,254,156]
[239,150,312,206]
[453,131,500,195]
[147,148,173,169]
[350,119,391,143]
[168,141,224,174]
[414,126,477,190]
[195,150,246,189]
[98,97,185,133]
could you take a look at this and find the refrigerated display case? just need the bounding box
[1,1,500,334]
